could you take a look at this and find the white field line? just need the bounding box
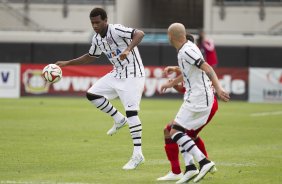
[146,159,256,167]
[250,111,282,117]
[0,181,96,184]
[217,162,256,167]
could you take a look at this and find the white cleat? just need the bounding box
[157,171,183,181]
[122,153,145,170]
[193,161,215,183]
[107,117,127,136]
[176,169,199,184]
[209,166,217,174]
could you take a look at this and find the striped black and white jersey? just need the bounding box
[178,41,214,111]
[89,24,145,79]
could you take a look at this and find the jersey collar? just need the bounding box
[100,24,109,38]
[177,40,188,53]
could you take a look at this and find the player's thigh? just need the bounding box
[175,102,211,131]
[118,77,145,111]
[191,97,218,137]
[87,73,118,100]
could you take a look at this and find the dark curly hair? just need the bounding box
[186,34,194,43]
[89,8,107,20]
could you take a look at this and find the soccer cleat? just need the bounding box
[157,171,183,181]
[122,153,145,170]
[209,166,217,174]
[176,169,199,184]
[193,161,215,183]
[107,117,127,135]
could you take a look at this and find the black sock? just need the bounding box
[199,158,211,170]
[185,164,197,173]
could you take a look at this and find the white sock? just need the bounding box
[128,115,142,155]
[91,97,124,122]
[180,146,195,165]
[172,132,205,162]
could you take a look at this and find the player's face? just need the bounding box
[90,15,107,34]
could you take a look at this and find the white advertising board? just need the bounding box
[0,63,20,98]
[249,68,282,103]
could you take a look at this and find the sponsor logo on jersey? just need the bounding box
[106,48,122,59]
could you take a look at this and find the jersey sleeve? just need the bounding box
[182,49,205,68]
[113,24,135,39]
[88,36,102,57]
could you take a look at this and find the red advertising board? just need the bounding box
[21,64,112,96]
[21,64,248,100]
[215,67,248,100]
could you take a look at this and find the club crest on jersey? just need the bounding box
[106,37,114,45]
[106,48,122,59]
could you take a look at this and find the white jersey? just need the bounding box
[89,24,145,79]
[178,41,214,111]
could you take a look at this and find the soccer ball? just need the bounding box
[42,64,62,83]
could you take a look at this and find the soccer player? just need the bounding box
[55,7,145,170]
[197,30,218,68]
[159,23,230,183]
[157,66,218,181]
[157,35,218,181]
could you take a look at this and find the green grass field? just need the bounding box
[0,97,282,184]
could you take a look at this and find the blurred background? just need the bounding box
[0,0,282,102]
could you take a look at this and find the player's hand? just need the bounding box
[160,79,175,93]
[55,61,68,67]
[217,88,230,102]
[163,66,176,76]
[173,84,185,94]
[120,50,130,61]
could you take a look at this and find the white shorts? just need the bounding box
[174,99,214,130]
[87,72,145,111]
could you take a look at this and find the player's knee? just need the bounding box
[169,129,180,140]
[170,124,186,140]
[86,93,103,101]
[163,128,170,138]
[171,124,186,133]
[126,110,138,117]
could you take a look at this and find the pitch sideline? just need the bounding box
[250,111,282,117]
[0,181,95,184]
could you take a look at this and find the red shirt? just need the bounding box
[198,39,218,67]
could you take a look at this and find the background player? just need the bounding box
[55,7,145,170]
[197,30,218,67]
[160,23,229,183]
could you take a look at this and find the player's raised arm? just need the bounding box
[160,68,184,93]
[55,53,95,67]
[200,62,230,102]
[163,66,181,76]
[120,29,145,60]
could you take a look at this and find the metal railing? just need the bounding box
[0,0,43,31]
[216,0,282,21]
[215,0,282,6]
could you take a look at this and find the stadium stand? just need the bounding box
[0,0,281,67]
